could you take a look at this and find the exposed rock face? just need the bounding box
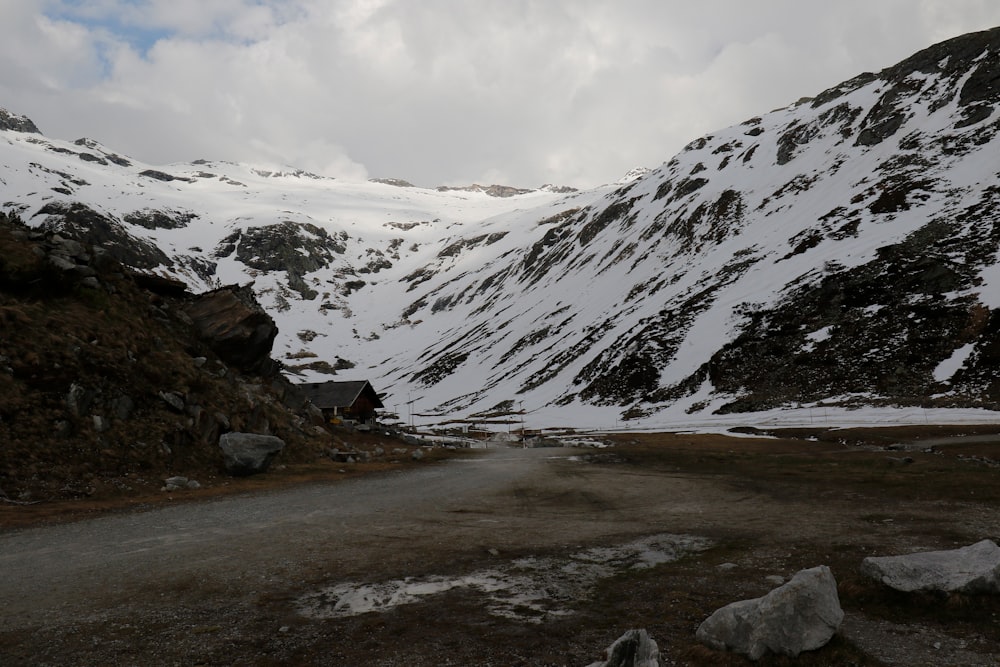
[219,432,285,476]
[34,201,172,270]
[123,208,198,230]
[861,539,1000,594]
[705,217,995,412]
[696,565,843,660]
[0,108,41,134]
[587,629,660,667]
[214,221,347,300]
[369,178,415,187]
[184,285,279,375]
[435,183,534,197]
[0,211,335,502]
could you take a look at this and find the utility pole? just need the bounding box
[519,401,525,447]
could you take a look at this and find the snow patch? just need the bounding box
[296,533,711,622]
[934,343,977,383]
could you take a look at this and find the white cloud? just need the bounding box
[2,1,1000,187]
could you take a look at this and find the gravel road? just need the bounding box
[1,448,568,621]
[0,446,738,632]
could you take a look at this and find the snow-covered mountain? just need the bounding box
[3,27,1000,429]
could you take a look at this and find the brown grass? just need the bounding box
[606,428,1000,505]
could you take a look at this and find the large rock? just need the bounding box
[219,433,285,476]
[36,202,172,270]
[0,107,41,133]
[184,285,279,375]
[696,565,843,660]
[587,629,660,667]
[860,539,1000,594]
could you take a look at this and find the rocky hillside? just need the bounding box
[2,28,1000,429]
[0,210,338,503]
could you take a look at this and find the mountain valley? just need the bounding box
[3,29,1000,433]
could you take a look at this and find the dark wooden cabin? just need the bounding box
[299,380,384,424]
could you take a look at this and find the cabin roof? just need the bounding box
[297,380,384,410]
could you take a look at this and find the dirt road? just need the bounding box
[1,446,738,622]
[2,439,999,665]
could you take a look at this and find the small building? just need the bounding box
[298,380,384,425]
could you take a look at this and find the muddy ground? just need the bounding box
[2,425,1000,666]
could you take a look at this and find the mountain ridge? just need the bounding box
[3,26,1000,429]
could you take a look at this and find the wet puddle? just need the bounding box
[296,533,711,623]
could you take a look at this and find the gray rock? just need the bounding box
[71,264,97,278]
[66,383,94,418]
[587,629,660,667]
[184,285,279,375]
[304,402,324,425]
[92,415,108,432]
[214,412,231,430]
[219,432,285,476]
[186,479,201,490]
[164,476,188,491]
[411,448,425,461]
[159,391,185,412]
[47,254,78,272]
[696,565,843,660]
[329,449,365,463]
[860,539,1000,594]
[0,108,41,133]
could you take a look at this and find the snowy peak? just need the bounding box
[618,167,651,183]
[0,107,40,134]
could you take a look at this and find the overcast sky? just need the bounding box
[2,1,999,189]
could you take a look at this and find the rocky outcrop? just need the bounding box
[219,432,285,476]
[184,285,279,375]
[0,211,337,503]
[123,208,198,230]
[0,108,40,134]
[861,539,1000,594]
[369,178,415,187]
[213,221,347,300]
[435,183,534,197]
[696,565,843,660]
[34,201,172,270]
[587,629,660,667]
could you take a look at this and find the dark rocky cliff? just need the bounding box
[0,211,332,503]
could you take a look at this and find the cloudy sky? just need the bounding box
[2,1,999,188]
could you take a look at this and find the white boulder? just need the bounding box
[696,565,843,660]
[219,432,285,476]
[587,629,660,667]
[860,539,1000,594]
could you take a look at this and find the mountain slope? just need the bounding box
[3,28,1000,429]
